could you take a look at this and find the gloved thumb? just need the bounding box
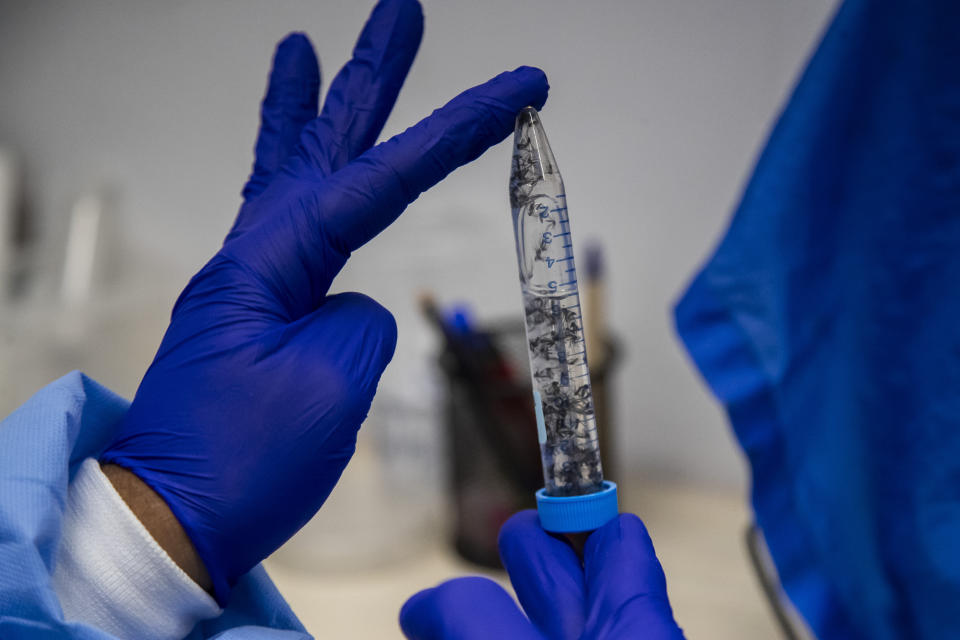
[284,288,396,384]
[260,291,397,456]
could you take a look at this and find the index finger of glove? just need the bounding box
[498,510,586,640]
[314,65,548,253]
[222,67,547,318]
[399,577,545,640]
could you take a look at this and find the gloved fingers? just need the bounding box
[582,514,685,640]
[241,33,320,203]
[498,510,586,640]
[313,65,549,253]
[293,0,423,177]
[399,577,545,640]
[222,67,547,318]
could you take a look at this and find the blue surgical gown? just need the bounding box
[675,0,960,638]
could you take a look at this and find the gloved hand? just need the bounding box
[400,511,686,639]
[100,0,548,604]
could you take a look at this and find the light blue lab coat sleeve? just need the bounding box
[0,371,311,640]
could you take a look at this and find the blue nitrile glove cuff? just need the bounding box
[536,481,618,533]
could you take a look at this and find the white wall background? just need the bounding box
[0,0,839,488]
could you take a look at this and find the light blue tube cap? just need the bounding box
[536,481,619,533]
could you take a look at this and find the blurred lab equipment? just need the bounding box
[745,524,811,640]
[582,240,618,474]
[424,294,618,567]
[0,183,175,419]
[0,148,25,299]
[270,393,444,572]
[424,294,539,567]
[60,189,120,309]
[509,106,617,532]
[583,241,607,371]
[674,0,960,638]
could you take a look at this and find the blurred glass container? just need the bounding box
[0,186,179,416]
[0,148,19,298]
[269,392,444,573]
[0,275,179,417]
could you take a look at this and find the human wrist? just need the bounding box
[100,462,212,591]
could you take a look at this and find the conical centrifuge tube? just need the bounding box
[509,107,605,498]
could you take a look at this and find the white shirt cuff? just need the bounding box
[52,458,221,640]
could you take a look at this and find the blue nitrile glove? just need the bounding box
[399,511,685,640]
[99,0,548,605]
